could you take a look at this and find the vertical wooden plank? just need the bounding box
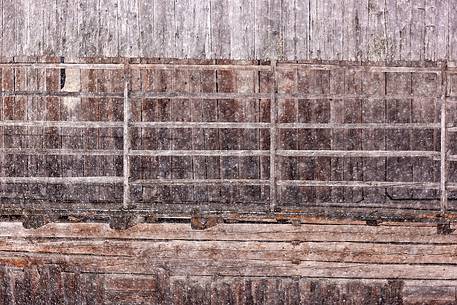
[343,0,356,61]
[43,0,58,56]
[411,0,426,61]
[99,0,119,57]
[211,0,231,58]
[433,0,448,61]
[324,0,344,60]
[0,0,8,57]
[79,0,99,56]
[139,0,154,57]
[83,274,105,305]
[230,0,255,59]
[255,0,282,59]
[59,0,80,58]
[367,0,388,61]
[118,0,140,57]
[63,272,85,305]
[295,0,309,60]
[154,0,176,58]
[424,0,436,61]
[281,0,296,60]
[123,66,131,208]
[15,0,26,56]
[397,0,412,61]
[385,0,399,61]
[175,0,210,58]
[27,0,44,55]
[449,0,457,61]
[309,0,320,59]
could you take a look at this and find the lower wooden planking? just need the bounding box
[0,221,456,303]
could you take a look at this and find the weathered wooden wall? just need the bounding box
[0,220,456,304]
[3,0,457,61]
[1,57,456,223]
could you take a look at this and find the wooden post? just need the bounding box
[123,62,131,209]
[440,64,448,214]
[270,60,278,212]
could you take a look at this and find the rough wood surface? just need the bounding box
[0,221,455,304]
[2,58,456,221]
[3,0,457,60]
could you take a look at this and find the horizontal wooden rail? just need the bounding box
[131,122,271,129]
[276,150,440,158]
[0,177,123,184]
[277,180,440,189]
[129,150,270,157]
[131,179,270,186]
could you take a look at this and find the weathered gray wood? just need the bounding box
[99,0,119,57]
[118,0,140,57]
[153,0,176,58]
[230,0,254,59]
[0,0,455,60]
[79,0,98,57]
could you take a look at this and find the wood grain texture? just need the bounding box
[0,221,454,303]
[3,0,457,60]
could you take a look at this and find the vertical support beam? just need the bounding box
[440,64,448,213]
[123,62,131,209]
[270,60,278,212]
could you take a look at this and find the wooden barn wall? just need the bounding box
[2,0,457,61]
[2,58,457,222]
